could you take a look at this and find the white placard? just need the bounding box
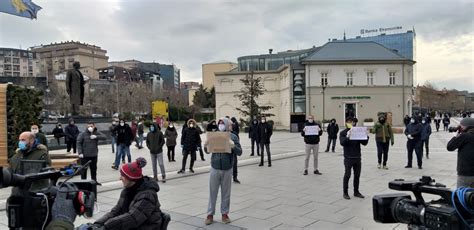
[350,127,368,140]
[304,126,320,136]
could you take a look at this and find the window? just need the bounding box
[321,73,328,86]
[389,72,396,85]
[367,72,374,85]
[346,72,353,86]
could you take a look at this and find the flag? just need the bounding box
[0,0,42,19]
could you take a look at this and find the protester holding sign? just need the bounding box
[339,117,369,200]
[301,115,323,175]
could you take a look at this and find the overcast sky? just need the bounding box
[0,0,472,91]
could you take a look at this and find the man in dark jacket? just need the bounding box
[443,115,450,131]
[112,119,134,170]
[230,117,240,137]
[301,115,323,175]
[404,117,423,169]
[66,61,85,115]
[206,120,218,132]
[403,115,411,127]
[52,123,64,146]
[77,122,106,185]
[230,117,240,183]
[95,158,163,229]
[420,117,432,159]
[136,120,145,149]
[325,118,339,152]
[248,119,260,156]
[204,118,242,225]
[447,117,474,188]
[258,116,273,167]
[178,119,201,173]
[340,117,369,200]
[65,118,80,154]
[146,123,166,182]
[31,124,48,148]
[372,115,394,169]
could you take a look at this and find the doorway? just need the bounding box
[344,103,357,121]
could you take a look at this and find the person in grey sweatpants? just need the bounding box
[301,115,323,175]
[204,118,242,225]
[146,123,166,182]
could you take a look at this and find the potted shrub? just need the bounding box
[363,118,374,127]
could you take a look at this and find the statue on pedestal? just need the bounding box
[66,62,85,115]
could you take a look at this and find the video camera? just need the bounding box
[1,162,97,229]
[373,176,474,230]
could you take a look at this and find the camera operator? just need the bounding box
[447,117,474,188]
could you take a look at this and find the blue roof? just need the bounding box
[303,41,410,62]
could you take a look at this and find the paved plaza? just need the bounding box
[0,121,460,229]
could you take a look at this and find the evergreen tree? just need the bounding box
[234,71,274,126]
[192,84,209,108]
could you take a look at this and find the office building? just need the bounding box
[0,48,39,77]
[202,61,237,90]
[237,46,319,71]
[158,64,180,90]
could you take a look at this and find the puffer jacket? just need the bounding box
[204,118,242,170]
[146,123,165,154]
[301,121,323,144]
[248,120,259,140]
[181,119,201,151]
[77,128,106,157]
[164,126,178,146]
[95,177,162,230]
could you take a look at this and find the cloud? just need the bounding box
[0,0,472,88]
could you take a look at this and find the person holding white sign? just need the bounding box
[339,117,369,200]
[301,115,323,175]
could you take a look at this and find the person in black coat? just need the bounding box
[64,118,80,153]
[443,115,450,131]
[206,120,218,132]
[230,117,240,137]
[258,116,273,167]
[404,117,423,169]
[178,119,201,174]
[339,117,368,200]
[447,117,474,188]
[52,123,65,146]
[403,115,411,127]
[325,118,339,152]
[230,117,241,183]
[112,119,134,170]
[248,119,260,156]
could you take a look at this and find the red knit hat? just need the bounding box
[120,157,147,180]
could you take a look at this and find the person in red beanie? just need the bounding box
[94,157,164,229]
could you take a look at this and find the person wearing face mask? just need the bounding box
[248,119,260,156]
[420,117,432,159]
[257,116,273,167]
[403,115,411,127]
[77,122,106,185]
[109,119,119,154]
[93,157,165,229]
[164,122,178,162]
[52,123,65,146]
[112,119,134,170]
[325,118,339,152]
[65,118,80,154]
[206,120,218,132]
[203,118,242,225]
[301,115,323,175]
[31,124,48,148]
[136,120,145,149]
[10,132,51,175]
[146,123,166,182]
[178,119,201,174]
[443,114,450,131]
[404,116,423,169]
[339,117,369,200]
[372,115,394,169]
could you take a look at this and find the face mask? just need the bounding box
[218,124,226,131]
[88,127,94,132]
[58,125,62,128]
[332,121,335,123]
[253,121,257,124]
[261,120,266,123]
[308,119,314,123]
[169,125,174,128]
[422,121,426,124]
[31,128,38,134]
[346,123,353,129]
[410,119,415,123]
[18,141,27,151]
[113,122,117,125]
[189,124,194,128]
[120,122,125,126]
[150,126,155,132]
[70,122,74,125]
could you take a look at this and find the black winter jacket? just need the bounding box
[447,130,474,176]
[257,123,272,144]
[249,120,259,140]
[64,124,79,141]
[181,127,201,151]
[95,177,162,230]
[146,124,165,154]
[339,128,369,159]
[404,123,422,140]
[327,123,339,139]
[116,124,134,146]
[301,121,323,144]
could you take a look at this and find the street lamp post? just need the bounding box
[45,88,50,111]
[322,85,327,122]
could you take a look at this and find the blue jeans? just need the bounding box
[111,136,116,153]
[115,144,131,167]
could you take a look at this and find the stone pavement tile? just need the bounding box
[203,221,246,230]
[299,201,347,214]
[170,204,208,217]
[267,197,312,207]
[229,199,259,212]
[234,207,281,220]
[267,204,316,216]
[302,209,352,224]
[266,213,318,228]
[303,220,362,230]
[179,216,209,228]
[300,193,342,204]
[167,221,200,230]
[271,224,304,230]
[336,206,374,219]
[159,199,189,209]
[344,216,400,229]
[165,210,192,222]
[231,216,280,230]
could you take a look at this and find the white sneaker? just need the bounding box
[377,164,381,169]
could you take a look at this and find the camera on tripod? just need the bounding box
[373,176,474,230]
[1,161,97,229]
